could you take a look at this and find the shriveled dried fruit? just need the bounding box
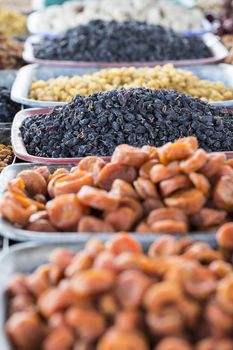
[164,189,206,215]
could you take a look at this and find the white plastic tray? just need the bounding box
[0,241,83,350]
[0,232,218,349]
[27,10,212,38]
[23,33,229,68]
[0,163,217,244]
[11,63,233,108]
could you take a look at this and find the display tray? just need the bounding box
[10,63,233,108]
[11,107,111,164]
[27,10,212,38]
[0,241,84,350]
[23,33,228,68]
[11,106,233,164]
[0,231,218,350]
[0,162,217,244]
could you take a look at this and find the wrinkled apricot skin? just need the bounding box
[47,194,86,231]
[42,326,75,350]
[77,156,106,179]
[106,234,142,255]
[17,170,47,197]
[134,177,159,199]
[150,162,180,184]
[105,207,137,231]
[111,144,150,167]
[110,179,139,199]
[217,274,233,315]
[157,137,198,164]
[155,337,193,350]
[0,192,38,227]
[97,327,149,350]
[53,172,93,197]
[71,269,115,297]
[151,220,188,234]
[217,223,233,249]
[6,311,45,350]
[190,208,226,229]
[96,163,137,190]
[214,176,233,211]
[147,208,187,226]
[115,270,152,308]
[77,186,119,211]
[159,175,192,197]
[78,216,115,233]
[38,288,78,318]
[164,189,206,215]
[65,307,106,340]
[200,153,226,178]
[180,149,208,174]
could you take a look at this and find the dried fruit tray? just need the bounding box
[0,231,217,350]
[27,11,212,38]
[11,107,110,164]
[23,33,228,68]
[11,63,233,108]
[11,107,233,165]
[0,163,217,244]
[0,241,84,350]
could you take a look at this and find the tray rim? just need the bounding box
[23,33,229,68]
[0,231,218,350]
[11,105,233,164]
[0,240,86,350]
[10,63,233,108]
[0,162,218,243]
[11,107,111,164]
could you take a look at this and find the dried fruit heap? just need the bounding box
[33,20,212,62]
[0,7,27,36]
[1,136,233,234]
[0,87,21,122]
[5,234,233,350]
[0,34,24,69]
[29,64,233,103]
[21,88,233,158]
[0,144,14,172]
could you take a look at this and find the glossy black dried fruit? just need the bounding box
[0,87,21,123]
[33,20,212,62]
[20,88,233,158]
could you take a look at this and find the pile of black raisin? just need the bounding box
[20,88,233,158]
[33,20,212,62]
[0,87,21,123]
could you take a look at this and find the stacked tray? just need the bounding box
[11,63,233,108]
[23,33,228,68]
[0,163,217,244]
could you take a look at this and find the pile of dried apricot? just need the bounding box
[1,136,233,234]
[5,233,233,349]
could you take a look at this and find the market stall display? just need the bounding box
[28,64,233,103]
[4,233,233,350]
[27,0,205,35]
[16,88,233,160]
[0,34,24,69]
[31,21,212,63]
[1,136,233,237]
[1,2,233,344]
